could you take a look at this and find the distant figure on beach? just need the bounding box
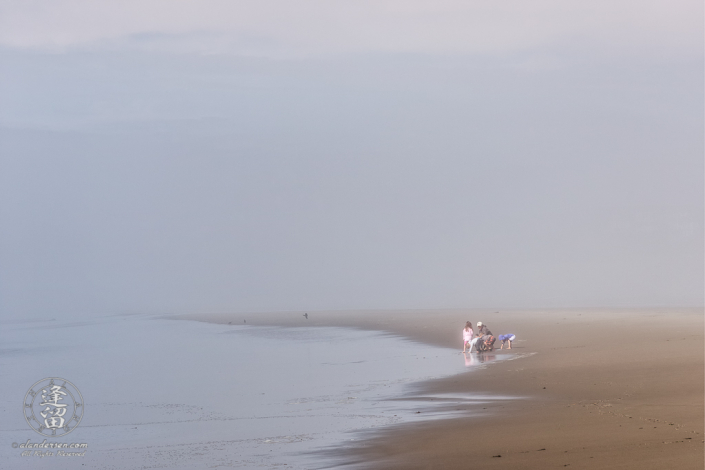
[303,313,308,319]
[475,322,496,352]
[468,335,481,353]
[498,334,516,349]
[462,322,474,352]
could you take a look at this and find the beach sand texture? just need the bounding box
[181,308,704,469]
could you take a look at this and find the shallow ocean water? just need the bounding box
[0,315,514,469]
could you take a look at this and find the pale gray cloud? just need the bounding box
[0,0,700,58]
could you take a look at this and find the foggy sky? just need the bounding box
[0,1,702,319]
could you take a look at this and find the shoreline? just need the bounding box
[176,308,704,469]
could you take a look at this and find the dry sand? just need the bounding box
[178,308,704,469]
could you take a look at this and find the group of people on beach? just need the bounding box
[462,321,515,353]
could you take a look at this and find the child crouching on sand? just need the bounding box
[462,322,474,352]
[498,334,516,349]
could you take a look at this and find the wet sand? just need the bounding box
[179,308,704,469]
[2,316,484,470]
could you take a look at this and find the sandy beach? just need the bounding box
[179,308,704,469]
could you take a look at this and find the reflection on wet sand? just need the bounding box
[462,352,497,367]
